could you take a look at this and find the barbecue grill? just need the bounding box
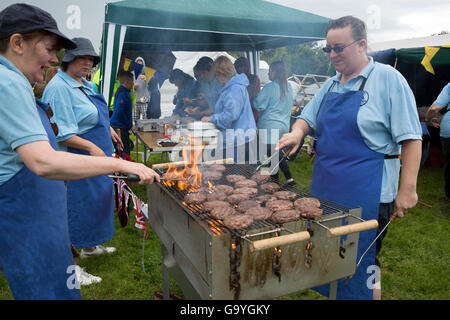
[146,160,377,300]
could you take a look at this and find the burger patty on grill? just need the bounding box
[206,191,227,201]
[236,200,260,213]
[234,179,258,189]
[208,164,226,172]
[250,171,271,184]
[203,200,230,212]
[233,187,258,196]
[202,170,223,181]
[226,174,246,183]
[266,199,293,211]
[260,182,280,193]
[210,206,237,220]
[294,197,323,219]
[184,192,207,204]
[274,190,297,200]
[271,209,300,223]
[222,214,254,229]
[245,207,272,220]
[214,184,234,195]
[228,193,250,204]
[255,194,278,205]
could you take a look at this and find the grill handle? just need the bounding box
[152,158,234,170]
[250,231,311,252]
[326,219,378,238]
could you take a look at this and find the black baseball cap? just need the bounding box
[0,3,76,49]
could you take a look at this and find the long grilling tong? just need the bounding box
[343,210,399,285]
[108,174,190,182]
[256,146,293,172]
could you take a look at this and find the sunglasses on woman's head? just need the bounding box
[322,39,360,53]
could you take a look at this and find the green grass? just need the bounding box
[0,147,448,300]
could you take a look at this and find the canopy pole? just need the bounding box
[245,48,260,76]
[100,22,127,106]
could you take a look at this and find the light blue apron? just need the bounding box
[0,99,81,300]
[66,90,114,248]
[310,77,384,300]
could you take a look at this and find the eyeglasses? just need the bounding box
[322,40,360,53]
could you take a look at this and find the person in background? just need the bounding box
[426,82,450,201]
[201,56,256,163]
[194,56,224,113]
[169,68,198,117]
[0,3,159,300]
[234,56,261,122]
[146,70,165,119]
[253,60,295,187]
[277,16,422,300]
[133,57,150,121]
[110,70,134,155]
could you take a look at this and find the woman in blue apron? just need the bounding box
[0,4,160,300]
[42,37,120,257]
[278,16,422,299]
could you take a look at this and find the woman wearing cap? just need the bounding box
[0,4,159,300]
[42,37,126,261]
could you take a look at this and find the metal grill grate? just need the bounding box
[156,163,352,236]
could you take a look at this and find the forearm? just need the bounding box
[399,139,422,191]
[59,135,98,153]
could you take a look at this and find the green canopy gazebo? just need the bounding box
[100,0,331,105]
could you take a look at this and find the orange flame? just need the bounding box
[164,137,205,191]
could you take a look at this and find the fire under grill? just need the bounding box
[146,161,378,300]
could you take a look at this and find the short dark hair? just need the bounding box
[195,56,214,72]
[327,15,367,42]
[118,70,133,84]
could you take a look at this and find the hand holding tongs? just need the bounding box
[256,146,292,172]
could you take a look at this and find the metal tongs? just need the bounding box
[108,174,190,182]
[256,146,293,173]
[344,210,399,285]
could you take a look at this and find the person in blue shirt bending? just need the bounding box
[254,60,295,187]
[201,56,256,163]
[110,70,134,155]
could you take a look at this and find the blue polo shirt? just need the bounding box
[0,55,49,186]
[254,81,293,144]
[433,82,450,138]
[42,69,99,150]
[299,57,422,203]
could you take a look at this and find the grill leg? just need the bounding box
[329,280,338,300]
[161,244,171,300]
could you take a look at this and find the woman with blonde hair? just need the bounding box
[202,56,256,163]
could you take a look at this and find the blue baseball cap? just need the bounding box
[0,3,76,49]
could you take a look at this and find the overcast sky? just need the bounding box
[1,0,449,50]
